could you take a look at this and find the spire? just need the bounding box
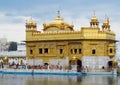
[30,16,33,21]
[57,10,60,18]
[92,10,97,20]
[106,17,109,24]
[29,17,34,24]
[55,10,63,21]
[104,15,109,24]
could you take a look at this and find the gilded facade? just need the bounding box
[25,11,116,64]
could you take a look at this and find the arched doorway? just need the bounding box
[77,60,82,67]
[108,61,112,71]
[77,59,82,72]
[108,61,112,68]
[69,58,82,72]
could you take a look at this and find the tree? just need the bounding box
[8,42,17,51]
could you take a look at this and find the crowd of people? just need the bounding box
[0,61,73,71]
[0,61,116,73]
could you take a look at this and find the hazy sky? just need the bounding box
[0,0,120,42]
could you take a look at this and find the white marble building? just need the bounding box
[0,43,26,65]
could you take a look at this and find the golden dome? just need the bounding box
[49,18,68,26]
[43,10,74,31]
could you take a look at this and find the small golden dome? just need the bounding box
[3,56,8,62]
[26,17,36,25]
[103,17,109,25]
[102,16,110,31]
[91,15,98,22]
[26,17,37,28]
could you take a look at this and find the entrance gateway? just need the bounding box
[69,57,82,72]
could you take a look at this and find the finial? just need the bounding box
[93,10,96,16]
[105,14,107,19]
[107,17,109,23]
[104,15,109,24]
[29,16,34,24]
[57,10,60,18]
[30,16,33,21]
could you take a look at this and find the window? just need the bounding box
[110,48,113,53]
[70,49,73,54]
[39,48,42,54]
[60,49,63,54]
[79,49,82,54]
[44,48,48,54]
[74,49,77,54]
[30,49,33,54]
[92,49,96,54]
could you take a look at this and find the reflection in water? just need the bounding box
[108,76,114,85]
[0,74,119,85]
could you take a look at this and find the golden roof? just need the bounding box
[43,10,74,31]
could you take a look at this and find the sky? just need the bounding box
[0,0,120,42]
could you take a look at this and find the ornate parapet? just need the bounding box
[26,31,83,41]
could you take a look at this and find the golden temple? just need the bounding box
[25,11,116,65]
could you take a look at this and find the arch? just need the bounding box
[69,59,82,66]
[108,61,112,68]
[77,59,82,67]
[77,59,82,72]
[44,63,49,66]
[69,58,82,72]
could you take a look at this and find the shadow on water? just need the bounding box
[0,74,119,85]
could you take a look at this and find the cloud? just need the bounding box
[0,11,27,42]
[0,0,120,42]
[111,22,120,40]
[0,23,25,42]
